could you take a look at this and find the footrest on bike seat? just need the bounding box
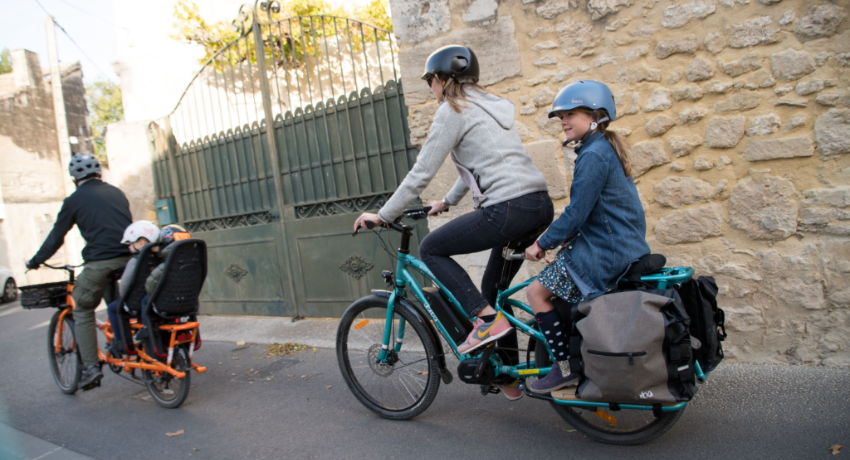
[551,386,579,401]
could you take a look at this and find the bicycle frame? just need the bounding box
[376,244,705,413]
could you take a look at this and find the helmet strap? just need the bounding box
[573,112,610,149]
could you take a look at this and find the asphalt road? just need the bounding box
[0,299,848,460]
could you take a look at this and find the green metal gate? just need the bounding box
[149,1,426,317]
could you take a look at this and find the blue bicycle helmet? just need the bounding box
[548,80,617,121]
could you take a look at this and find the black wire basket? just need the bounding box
[19,282,70,309]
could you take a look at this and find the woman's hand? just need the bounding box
[428,200,449,216]
[525,242,545,262]
[353,213,385,233]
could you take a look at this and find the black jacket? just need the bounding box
[32,180,132,264]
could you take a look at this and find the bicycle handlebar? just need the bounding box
[353,207,433,235]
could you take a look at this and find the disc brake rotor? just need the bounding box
[367,344,395,377]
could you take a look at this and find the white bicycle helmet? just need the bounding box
[121,221,160,245]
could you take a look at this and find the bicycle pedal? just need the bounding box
[81,379,101,392]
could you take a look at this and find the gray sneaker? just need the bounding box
[530,362,579,394]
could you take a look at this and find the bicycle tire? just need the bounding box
[48,310,81,394]
[534,344,684,445]
[145,346,191,409]
[337,295,440,420]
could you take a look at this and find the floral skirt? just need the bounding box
[536,249,585,303]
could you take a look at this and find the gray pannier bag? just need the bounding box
[571,289,697,405]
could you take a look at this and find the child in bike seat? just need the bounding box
[143,225,191,306]
[523,81,651,395]
[106,221,160,355]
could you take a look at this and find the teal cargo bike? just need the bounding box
[336,208,706,445]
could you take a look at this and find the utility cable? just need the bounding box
[32,0,113,80]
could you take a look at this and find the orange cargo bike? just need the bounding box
[20,239,209,408]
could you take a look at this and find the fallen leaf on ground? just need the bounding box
[831,445,842,455]
[312,347,317,353]
[267,342,308,357]
[326,385,332,389]
[563,429,576,433]
[236,341,246,346]
[166,430,184,437]
[417,371,428,376]
[301,375,307,378]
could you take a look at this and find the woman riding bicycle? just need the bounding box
[523,80,651,394]
[353,45,554,399]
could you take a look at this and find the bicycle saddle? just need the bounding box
[622,254,667,282]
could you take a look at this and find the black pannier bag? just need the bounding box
[422,287,473,345]
[567,289,697,405]
[676,276,726,373]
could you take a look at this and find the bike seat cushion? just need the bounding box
[622,254,666,282]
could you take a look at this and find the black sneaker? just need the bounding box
[106,339,124,358]
[79,365,103,389]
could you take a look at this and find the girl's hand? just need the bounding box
[525,243,545,262]
[353,213,385,233]
[428,200,449,216]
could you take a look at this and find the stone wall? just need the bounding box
[389,0,850,366]
[105,121,157,222]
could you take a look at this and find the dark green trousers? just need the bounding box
[72,256,130,366]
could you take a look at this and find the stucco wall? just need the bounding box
[390,0,850,366]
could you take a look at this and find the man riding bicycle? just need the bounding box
[27,153,132,389]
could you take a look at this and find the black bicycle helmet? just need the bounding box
[421,45,480,84]
[158,224,190,247]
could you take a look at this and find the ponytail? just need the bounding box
[575,107,633,178]
[440,77,489,113]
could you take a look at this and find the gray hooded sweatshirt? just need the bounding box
[378,91,549,222]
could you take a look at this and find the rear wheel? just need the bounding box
[145,346,191,408]
[337,295,440,420]
[3,278,17,302]
[48,310,81,394]
[534,343,684,445]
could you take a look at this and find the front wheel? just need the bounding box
[534,342,684,445]
[145,346,191,408]
[336,295,441,420]
[48,310,81,394]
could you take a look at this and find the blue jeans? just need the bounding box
[106,296,150,343]
[419,192,554,364]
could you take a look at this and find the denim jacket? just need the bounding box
[537,132,650,299]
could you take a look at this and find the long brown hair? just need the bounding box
[576,107,632,178]
[439,77,488,113]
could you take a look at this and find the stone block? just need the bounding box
[668,69,683,84]
[771,48,816,82]
[795,79,825,96]
[785,116,807,131]
[644,88,672,112]
[552,67,577,82]
[705,116,746,148]
[795,4,846,42]
[746,70,775,89]
[713,94,761,113]
[780,10,795,26]
[742,136,814,161]
[533,41,559,51]
[668,135,703,156]
[616,66,661,85]
[407,102,439,146]
[686,57,715,82]
[520,105,538,115]
[724,305,764,332]
[606,15,632,31]
[463,0,499,23]
[655,203,724,244]
[661,0,717,29]
[398,16,522,105]
[587,0,633,20]
[704,80,732,94]
[746,113,781,136]
[556,18,597,56]
[672,85,703,102]
[616,92,641,116]
[721,50,763,77]
[694,156,714,170]
[537,1,571,19]
[678,106,708,125]
[729,174,798,240]
[655,39,699,59]
[654,176,714,208]
[389,0,451,43]
[631,140,671,177]
[729,16,782,48]
[771,278,827,310]
[524,140,568,199]
[535,55,559,67]
[625,45,648,61]
[670,161,686,172]
[630,24,659,38]
[646,115,676,136]
[815,109,850,156]
[533,86,556,107]
[775,96,808,107]
[803,186,850,208]
[704,31,725,54]
[535,112,563,136]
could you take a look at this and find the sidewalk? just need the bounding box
[196,315,340,348]
[0,423,93,460]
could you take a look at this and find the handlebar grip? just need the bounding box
[364,221,375,230]
[507,253,526,260]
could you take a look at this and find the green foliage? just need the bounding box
[170,0,393,69]
[0,48,12,75]
[85,80,124,164]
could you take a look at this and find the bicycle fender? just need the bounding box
[371,290,453,385]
